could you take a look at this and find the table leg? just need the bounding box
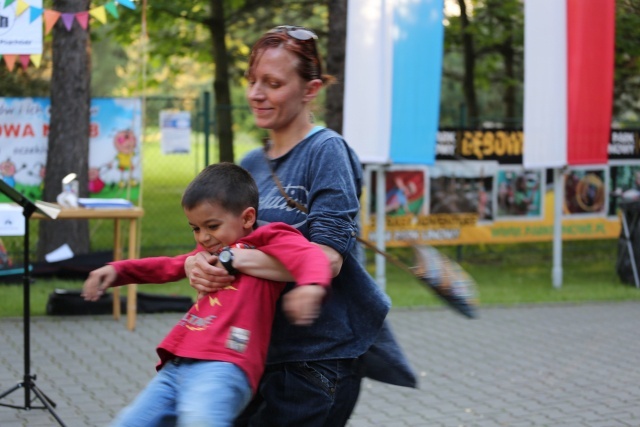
[126,219,138,331]
[112,219,122,320]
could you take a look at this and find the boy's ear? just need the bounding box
[242,207,257,229]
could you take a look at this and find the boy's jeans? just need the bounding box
[111,358,252,427]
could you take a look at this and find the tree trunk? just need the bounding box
[38,0,91,261]
[458,0,479,127]
[325,0,347,134]
[211,0,234,163]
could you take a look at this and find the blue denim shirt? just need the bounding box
[241,128,392,363]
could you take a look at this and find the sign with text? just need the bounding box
[0,0,43,55]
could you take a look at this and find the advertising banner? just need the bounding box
[362,129,640,247]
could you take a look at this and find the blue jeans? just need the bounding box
[235,358,362,427]
[111,358,252,427]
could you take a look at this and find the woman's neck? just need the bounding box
[267,121,314,158]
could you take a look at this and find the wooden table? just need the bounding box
[33,206,144,330]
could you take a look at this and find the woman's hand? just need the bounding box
[185,251,235,295]
[282,285,327,326]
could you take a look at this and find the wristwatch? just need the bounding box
[218,247,238,275]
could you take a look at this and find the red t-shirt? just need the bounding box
[110,222,331,392]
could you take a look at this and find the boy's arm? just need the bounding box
[82,247,202,301]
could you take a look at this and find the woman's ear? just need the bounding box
[242,207,257,229]
[303,79,323,102]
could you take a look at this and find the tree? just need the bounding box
[325,0,347,133]
[37,0,91,260]
[613,0,640,123]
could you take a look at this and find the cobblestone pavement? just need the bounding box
[1,302,640,426]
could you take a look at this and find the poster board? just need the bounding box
[0,97,142,203]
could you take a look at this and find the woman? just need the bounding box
[84,25,414,427]
[186,26,414,426]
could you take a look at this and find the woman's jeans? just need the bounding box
[235,358,362,427]
[111,358,252,427]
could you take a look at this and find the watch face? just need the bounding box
[219,250,232,263]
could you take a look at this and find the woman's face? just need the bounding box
[246,47,312,131]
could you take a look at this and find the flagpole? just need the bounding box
[552,167,564,288]
[375,164,387,290]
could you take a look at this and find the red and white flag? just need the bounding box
[523,0,615,168]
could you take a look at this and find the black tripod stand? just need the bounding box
[0,180,65,426]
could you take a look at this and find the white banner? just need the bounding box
[523,0,567,168]
[0,0,43,55]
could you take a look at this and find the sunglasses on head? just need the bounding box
[268,25,318,41]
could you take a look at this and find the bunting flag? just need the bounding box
[343,0,443,165]
[29,5,42,22]
[523,0,615,168]
[44,9,60,35]
[30,53,42,68]
[105,1,119,18]
[2,0,137,70]
[116,0,135,10]
[19,55,30,70]
[75,11,89,29]
[89,6,107,24]
[15,0,29,15]
[61,12,75,30]
[4,55,17,71]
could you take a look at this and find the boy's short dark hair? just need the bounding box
[182,163,259,218]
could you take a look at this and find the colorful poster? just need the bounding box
[0,97,142,202]
[495,167,544,219]
[563,167,608,216]
[429,161,497,222]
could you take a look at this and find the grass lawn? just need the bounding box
[1,132,638,318]
[1,239,639,318]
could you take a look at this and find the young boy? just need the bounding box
[82,163,331,427]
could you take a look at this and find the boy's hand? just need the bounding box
[82,265,117,301]
[282,286,327,326]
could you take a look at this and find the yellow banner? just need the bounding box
[363,192,620,247]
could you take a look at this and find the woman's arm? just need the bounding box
[186,248,295,294]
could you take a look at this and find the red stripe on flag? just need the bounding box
[566,0,615,165]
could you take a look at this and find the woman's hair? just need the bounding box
[181,162,259,223]
[246,27,335,85]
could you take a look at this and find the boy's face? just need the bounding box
[184,201,255,254]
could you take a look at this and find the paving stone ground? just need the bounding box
[1,302,640,426]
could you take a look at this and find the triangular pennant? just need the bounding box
[75,11,89,29]
[19,55,30,70]
[4,0,16,8]
[116,0,136,10]
[89,6,107,24]
[29,6,43,23]
[44,10,60,34]
[4,55,17,72]
[30,54,42,68]
[104,1,119,19]
[61,13,75,31]
[15,0,29,16]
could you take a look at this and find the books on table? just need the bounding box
[78,198,134,209]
